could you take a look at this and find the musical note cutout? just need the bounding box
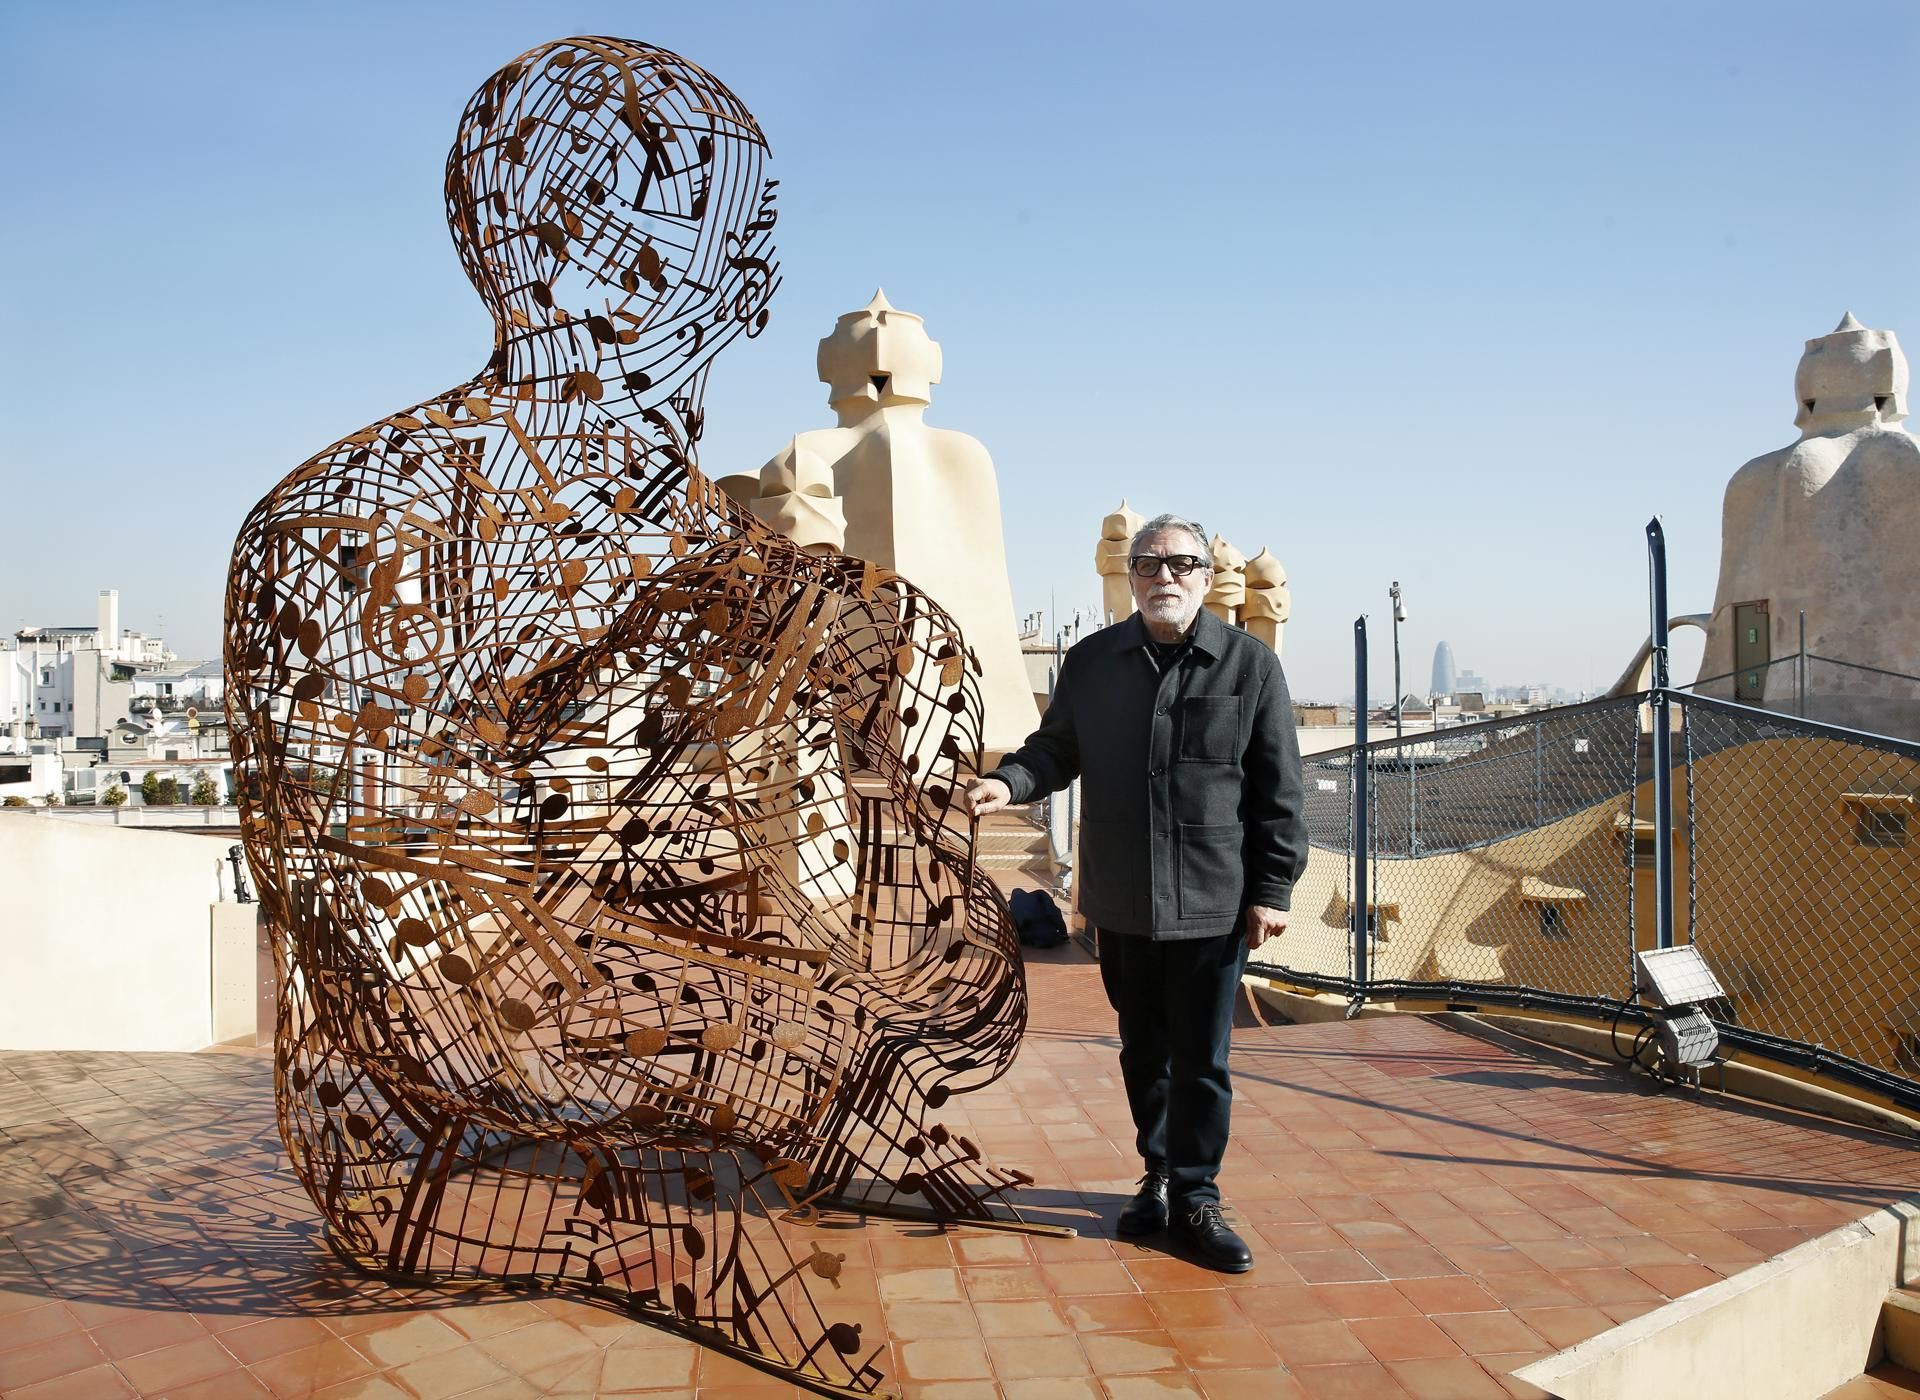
[227,35,1045,1399]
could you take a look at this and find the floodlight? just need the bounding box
[1632,946,1724,1071]
[1634,946,1726,1008]
[1655,1011,1719,1069]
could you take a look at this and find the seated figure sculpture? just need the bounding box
[1702,313,1920,736]
[224,37,1033,1394]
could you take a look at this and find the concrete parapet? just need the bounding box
[1515,1193,1920,1400]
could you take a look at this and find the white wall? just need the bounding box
[0,752,64,801]
[0,815,234,1051]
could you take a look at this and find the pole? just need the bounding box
[1645,519,1675,952]
[1798,609,1806,718]
[1533,720,1543,824]
[1390,582,1404,741]
[1350,616,1370,1016]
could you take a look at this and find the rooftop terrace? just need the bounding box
[1,946,1915,1399]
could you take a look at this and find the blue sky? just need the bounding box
[3,1,1915,702]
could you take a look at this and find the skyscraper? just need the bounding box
[1431,641,1457,698]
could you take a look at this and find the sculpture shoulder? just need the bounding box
[239,391,482,539]
[1722,442,1795,502]
[1850,425,1920,464]
[921,424,993,467]
[770,425,860,465]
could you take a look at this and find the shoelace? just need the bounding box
[1186,1201,1228,1231]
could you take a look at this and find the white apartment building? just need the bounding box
[3,590,175,745]
[130,660,225,711]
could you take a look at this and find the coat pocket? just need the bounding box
[1177,695,1241,763]
[1177,821,1244,917]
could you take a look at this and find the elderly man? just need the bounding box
[966,513,1306,1272]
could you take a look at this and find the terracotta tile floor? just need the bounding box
[2,943,1916,1399]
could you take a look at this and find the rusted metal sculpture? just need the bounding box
[224,37,1036,1395]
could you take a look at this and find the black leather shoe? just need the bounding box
[1171,1200,1254,1273]
[1116,1170,1170,1236]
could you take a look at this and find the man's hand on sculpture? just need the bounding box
[964,777,1012,817]
[1245,904,1289,952]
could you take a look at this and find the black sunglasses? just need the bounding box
[1129,554,1209,579]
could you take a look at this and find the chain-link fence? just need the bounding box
[1680,694,1920,1097]
[1257,689,1920,1112]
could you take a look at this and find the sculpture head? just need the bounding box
[1208,533,1247,577]
[1245,548,1287,592]
[445,37,779,401]
[1101,498,1145,543]
[1206,533,1248,611]
[1244,547,1291,625]
[1793,312,1909,435]
[817,289,943,412]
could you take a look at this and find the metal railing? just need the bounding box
[1254,522,1920,1112]
[1686,650,1920,740]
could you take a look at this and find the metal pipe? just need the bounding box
[1645,519,1675,951]
[1798,609,1806,718]
[1389,581,1404,741]
[1533,721,1543,825]
[1350,616,1370,1015]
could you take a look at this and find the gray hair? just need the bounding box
[1129,512,1211,561]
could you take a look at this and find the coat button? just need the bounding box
[1151,766,1165,776]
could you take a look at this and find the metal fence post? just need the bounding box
[1798,610,1807,718]
[1534,721,1543,825]
[1645,519,1676,951]
[1350,616,1370,1015]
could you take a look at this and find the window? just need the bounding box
[1842,792,1912,850]
[1858,809,1909,849]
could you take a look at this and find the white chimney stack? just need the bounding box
[97,589,120,653]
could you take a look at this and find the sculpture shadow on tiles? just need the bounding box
[223,36,1043,1396]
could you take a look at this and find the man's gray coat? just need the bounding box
[988,608,1307,940]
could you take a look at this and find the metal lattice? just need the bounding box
[1281,700,1645,1001]
[225,36,1035,1397]
[1260,690,1920,1111]
[1680,694,1920,1090]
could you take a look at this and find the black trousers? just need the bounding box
[1096,926,1249,1208]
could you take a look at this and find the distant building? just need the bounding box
[1431,642,1457,698]
[3,590,177,746]
[130,661,225,712]
[1454,669,1489,697]
[0,591,225,805]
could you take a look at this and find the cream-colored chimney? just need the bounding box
[97,589,120,651]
